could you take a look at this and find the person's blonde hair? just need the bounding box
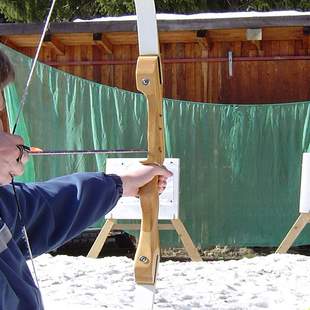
[0,50,15,89]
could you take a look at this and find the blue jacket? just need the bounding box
[0,172,123,310]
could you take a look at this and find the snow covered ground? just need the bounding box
[32,253,310,310]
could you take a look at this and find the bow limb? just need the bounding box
[133,0,164,287]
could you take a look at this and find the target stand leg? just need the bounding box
[276,213,310,254]
[87,219,116,258]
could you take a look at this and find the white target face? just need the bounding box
[105,158,180,220]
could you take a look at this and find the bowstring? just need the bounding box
[10,0,57,296]
[12,0,57,134]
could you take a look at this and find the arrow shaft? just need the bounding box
[27,148,147,156]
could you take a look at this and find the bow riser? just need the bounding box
[134,55,164,285]
[136,56,164,165]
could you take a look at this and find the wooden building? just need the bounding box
[0,11,310,104]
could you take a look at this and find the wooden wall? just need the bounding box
[7,27,310,104]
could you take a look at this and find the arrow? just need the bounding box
[17,145,147,156]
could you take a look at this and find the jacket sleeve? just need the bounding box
[0,172,123,257]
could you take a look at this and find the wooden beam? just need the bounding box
[0,15,310,36]
[0,36,19,50]
[112,223,174,230]
[2,27,308,48]
[93,33,113,54]
[208,29,246,42]
[263,27,303,40]
[45,54,310,67]
[43,34,65,55]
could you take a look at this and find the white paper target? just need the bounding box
[105,158,180,220]
[299,153,310,213]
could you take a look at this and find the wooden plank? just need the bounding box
[217,41,224,102]
[92,44,102,84]
[93,33,113,54]
[42,46,52,63]
[194,40,203,102]
[262,40,274,103]
[171,43,178,99]
[201,46,209,103]
[302,34,310,54]
[278,41,290,102]
[87,219,116,258]
[160,31,197,43]
[0,36,19,50]
[220,42,233,102]
[297,60,309,100]
[55,33,93,45]
[122,45,131,91]
[246,41,259,103]
[263,27,303,41]
[271,40,284,102]
[43,34,65,55]
[129,45,138,91]
[276,213,310,253]
[208,29,246,42]
[231,41,242,102]
[175,43,186,100]
[55,45,71,75]
[112,223,174,230]
[18,47,35,58]
[185,43,195,101]
[297,39,306,56]
[171,219,202,262]
[162,43,173,99]
[105,32,137,45]
[5,34,40,47]
[6,32,196,47]
[73,46,82,77]
[6,33,92,47]
[3,28,307,49]
[208,42,222,102]
[85,45,93,81]
[114,45,123,89]
[101,47,114,86]
[249,48,259,103]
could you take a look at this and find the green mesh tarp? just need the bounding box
[2,43,310,248]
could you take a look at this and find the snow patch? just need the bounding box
[31,253,310,309]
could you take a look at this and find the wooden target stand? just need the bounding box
[276,153,310,253]
[87,158,202,262]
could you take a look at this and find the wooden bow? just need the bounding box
[133,0,164,304]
